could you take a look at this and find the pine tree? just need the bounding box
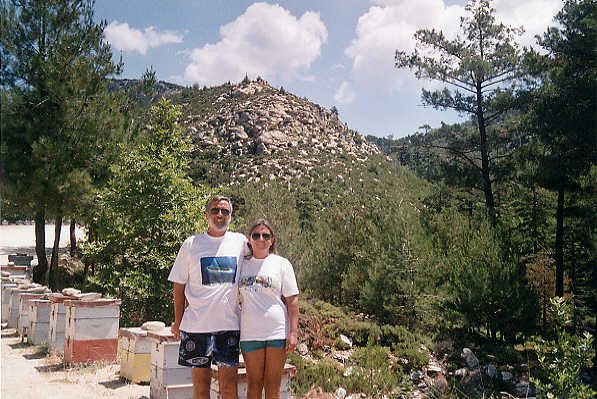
[523,0,597,298]
[395,0,526,224]
[1,0,124,286]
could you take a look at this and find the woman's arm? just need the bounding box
[285,294,299,354]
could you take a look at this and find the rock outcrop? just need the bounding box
[177,78,380,185]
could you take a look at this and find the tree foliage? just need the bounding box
[522,0,597,298]
[1,0,125,286]
[82,99,210,325]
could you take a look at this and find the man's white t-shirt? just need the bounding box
[238,254,299,341]
[168,231,247,333]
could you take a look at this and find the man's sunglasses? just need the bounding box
[251,232,272,240]
[209,207,231,216]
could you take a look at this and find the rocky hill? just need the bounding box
[141,78,381,185]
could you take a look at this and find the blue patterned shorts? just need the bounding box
[178,330,240,368]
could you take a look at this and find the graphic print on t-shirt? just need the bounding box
[200,256,237,285]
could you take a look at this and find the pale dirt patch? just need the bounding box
[1,224,148,398]
[1,327,149,399]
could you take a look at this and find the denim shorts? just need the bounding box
[178,330,240,368]
[240,339,286,353]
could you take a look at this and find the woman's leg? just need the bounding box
[243,348,266,399]
[263,347,287,399]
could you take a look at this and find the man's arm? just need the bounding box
[285,294,299,354]
[171,282,186,340]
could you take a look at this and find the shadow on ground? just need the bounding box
[35,363,66,373]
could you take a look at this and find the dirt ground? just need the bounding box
[1,224,150,399]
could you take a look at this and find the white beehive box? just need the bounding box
[1,283,17,322]
[28,299,51,345]
[17,293,46,339]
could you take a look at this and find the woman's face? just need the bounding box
[249,224,273,257]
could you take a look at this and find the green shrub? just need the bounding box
[82,99,211,325]
[442,219,540,341]
[530,297,596,399]
[287,353,344,396]
[346,346,413,397]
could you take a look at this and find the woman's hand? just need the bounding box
[286,331,297,354]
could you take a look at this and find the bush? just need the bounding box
[442,219,540,341]
[530,297,596,399]
[82,99,211,325]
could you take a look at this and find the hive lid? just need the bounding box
[146,328,178,343]
[64,298,121,307]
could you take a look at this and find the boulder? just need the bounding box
[461,348,479,369]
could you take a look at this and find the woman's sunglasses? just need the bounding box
[209,207,231,216]
[251,232,272,240]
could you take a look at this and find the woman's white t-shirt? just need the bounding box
[239,254,299,341]
[168,232,247,333]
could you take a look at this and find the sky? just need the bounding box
[94,0,563,138]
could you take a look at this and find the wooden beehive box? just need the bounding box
[63,298,121,364]
[28,299,51,345]
[119,327,153,383]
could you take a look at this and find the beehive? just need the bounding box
[147,329,193,399]
[63,299,121,364]
[145,328,296,399]
[0,265,28,278]
[17,293,47,340]
[1,283,17,322]
[119,327,153,383]
[48,294,76,354]
[28,299,51,345]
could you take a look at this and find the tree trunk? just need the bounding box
[33,208,47,284]
[70,219,76,256]
[48,209,63,290]
[532,185,538,254]
[476,86,496,225]
[555,188,565,297]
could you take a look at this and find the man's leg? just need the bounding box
[263,347,287,399]
[191,367,212,399]
[243,348,266,399]
[217,365,239,399]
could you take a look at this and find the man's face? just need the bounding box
[206,199,232,234]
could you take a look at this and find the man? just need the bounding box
[169,195,247,399]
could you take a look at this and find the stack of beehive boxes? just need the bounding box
[1,280,17,323]
[147,329,193,399]
[63,298,121,364]
[118,327,153,383]
[7,285,45,328]
[28,299,52,345]
[17,292,48,340]
[48,294,73,354]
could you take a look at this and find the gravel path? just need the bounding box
[1,224,150,399]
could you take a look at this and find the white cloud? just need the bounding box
[104,21,183,55]
[334,80,356,104]
[183,2,327,86]
[344,0,561,93]
[494,0,561,48]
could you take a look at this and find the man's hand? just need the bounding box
[171,321,181,341]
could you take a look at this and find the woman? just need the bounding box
[238,219,299,399]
